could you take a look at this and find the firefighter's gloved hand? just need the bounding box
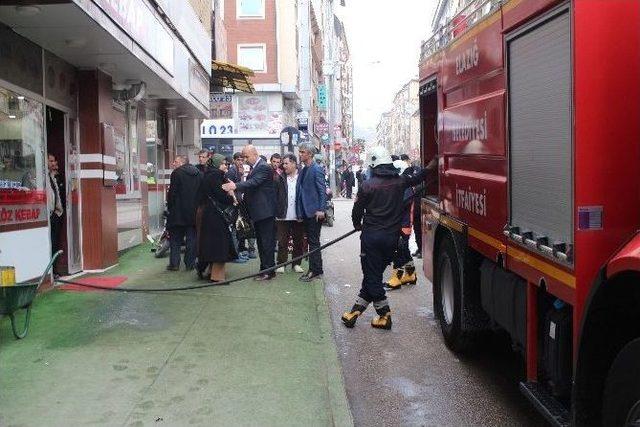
[353,223,362,231]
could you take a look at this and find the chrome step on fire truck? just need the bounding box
[418,0,640,425]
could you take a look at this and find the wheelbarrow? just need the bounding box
[0,251,62,339]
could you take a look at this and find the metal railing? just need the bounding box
[420,0,504,62]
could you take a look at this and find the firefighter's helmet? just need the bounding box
[393,159,408,175]
[367,146,393,168]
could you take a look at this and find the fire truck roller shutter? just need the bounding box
[507,7,572,249]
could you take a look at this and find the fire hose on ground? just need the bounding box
[55,229,359,293]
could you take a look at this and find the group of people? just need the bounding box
[165,142,328,284]
[166,140,435,331]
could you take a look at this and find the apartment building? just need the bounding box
[200,0,299,157]
[201,0,351,162]
[375,79,420,158]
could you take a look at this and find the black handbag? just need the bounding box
[208,196,236,226]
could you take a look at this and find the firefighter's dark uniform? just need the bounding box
[342,163,427,329]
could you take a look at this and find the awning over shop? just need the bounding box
[211,61,255,93]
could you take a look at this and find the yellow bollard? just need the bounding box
[0,266,16,286]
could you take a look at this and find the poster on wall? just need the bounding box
[238,96,282,134]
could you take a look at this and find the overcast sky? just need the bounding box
[336,0,438,142]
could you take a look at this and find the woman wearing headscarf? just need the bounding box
[197,154,238,283]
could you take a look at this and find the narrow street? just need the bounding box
[322,199,547,426]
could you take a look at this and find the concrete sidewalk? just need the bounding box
[0,245,352,427]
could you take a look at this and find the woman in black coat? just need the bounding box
[197,154,237,283]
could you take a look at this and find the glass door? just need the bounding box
[65,116,82,273]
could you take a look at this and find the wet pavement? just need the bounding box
[322,199,548,426]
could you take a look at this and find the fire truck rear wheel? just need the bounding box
[602,337,640,427]
[434,236,473,353]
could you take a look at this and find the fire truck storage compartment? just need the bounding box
[420,79,438,198]
[507,6,573,251]
[480,260,526,349]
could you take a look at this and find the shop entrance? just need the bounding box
[46,106,82,274]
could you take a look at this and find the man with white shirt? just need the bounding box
[47,153,64,265]
[274,154,305,274]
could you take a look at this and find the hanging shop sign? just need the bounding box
[315,120,329,135]
[317,85,327,110]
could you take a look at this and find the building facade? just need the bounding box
[201,0,351,169]
[0,1,210,281]
[201,0,299,157]
[333,16,354,164]
[375,79,420,158]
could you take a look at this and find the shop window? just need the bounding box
[238,44,266,72]
[145,109,165,234]
[114,103,141,197]
[237,0,265,19]
[0,88,46,228]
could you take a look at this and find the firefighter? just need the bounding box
[342,146,433,330]
[384,159,420,290]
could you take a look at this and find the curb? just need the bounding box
[313,278,354,427]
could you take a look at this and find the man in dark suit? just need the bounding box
[222,145,277,281]
[296,143,327,282]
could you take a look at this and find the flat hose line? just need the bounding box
[55,229,359,292]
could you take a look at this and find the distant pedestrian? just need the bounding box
[296,142,327,282]
[197,154,238,282]
[166,155,202,271]
[342,166,355,199]
[222,145,277,281]
[274,154,305,274]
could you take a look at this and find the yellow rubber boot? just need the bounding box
[371,303,392,330]
[401,264,417,285]
[341,300,369,328]
[383,268,403,291]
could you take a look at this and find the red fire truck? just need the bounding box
[418,0,640,425]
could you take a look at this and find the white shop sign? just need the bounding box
[201,119,236,137]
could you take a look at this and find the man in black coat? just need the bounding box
[342,166,355,199]
[195,149,211,173]
[167,155,202,271]
[222,145,277,281]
